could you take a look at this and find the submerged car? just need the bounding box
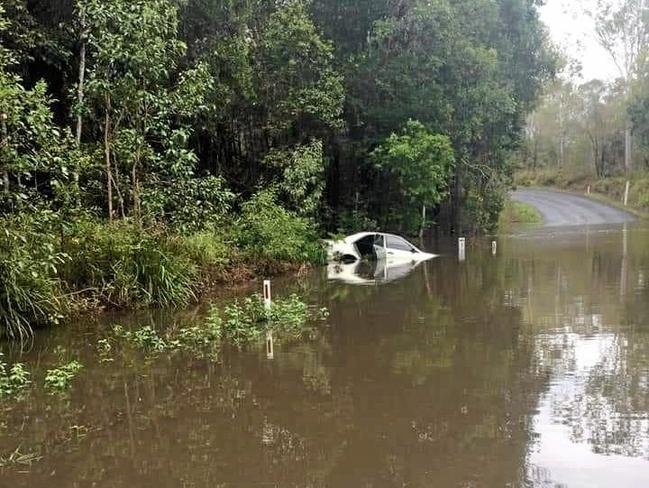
[326,232,437,263]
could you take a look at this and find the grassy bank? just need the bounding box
[0,193,325,340]
[515,169,649,217]
[498,199,543,230]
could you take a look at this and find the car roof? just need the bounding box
[347,231,405,240]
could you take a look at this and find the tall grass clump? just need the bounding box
[0,213,66,340]
[60,219,197,308]
[173,228,234,284]
[236,190,325,272]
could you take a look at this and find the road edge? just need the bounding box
[515,185,645,220]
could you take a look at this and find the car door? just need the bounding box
[373,234,387,260]
[385,235,417,261]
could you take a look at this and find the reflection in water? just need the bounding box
[0,225,649,487]
[327,258,428,285]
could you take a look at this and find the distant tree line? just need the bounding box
[521,0,649,177]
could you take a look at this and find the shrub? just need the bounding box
[0,212,67,340]
[141,176,236,234]
[236,189,325,270]
[174,229,233,281]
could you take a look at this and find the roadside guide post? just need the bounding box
[492,241,497,256]
[624,181,630,207]
[263,280,272,310]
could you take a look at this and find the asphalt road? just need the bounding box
[512,188,636,227]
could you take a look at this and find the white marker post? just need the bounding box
[492,240,497,256]
[587,185,591,195]
[263,280,272,310]
[458,238,466,262]
[624,180,630,207]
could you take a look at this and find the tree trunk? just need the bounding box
[105,95,113,222]
[75,6,87,148]
[419,205,426,239]
[1,114,8,195]
[624,121,632,173]
[132,149,141,225]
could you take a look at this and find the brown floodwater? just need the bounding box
[2,223,649,487]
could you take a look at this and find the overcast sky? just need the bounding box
[539,0,620,81]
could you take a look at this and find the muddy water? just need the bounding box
[2,224,649,487]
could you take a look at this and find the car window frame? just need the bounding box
[386,235,416,252]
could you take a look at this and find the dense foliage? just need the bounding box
[0,0,554,336]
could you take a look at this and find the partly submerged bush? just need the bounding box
[208,293,313,342]
[0,354,31,398]
[44,360,83,393]
[236,189,325,270]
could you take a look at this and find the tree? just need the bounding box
[371,120,455,233]
[590,0,649,172]
[0,5,82,212]
[84,0,213,223]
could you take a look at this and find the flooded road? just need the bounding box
[2,223,649,487]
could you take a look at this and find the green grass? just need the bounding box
[499,200,542,230]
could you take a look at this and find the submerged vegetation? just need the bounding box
[44,361,83,393]
[0,355,30,398]
[113,293,321,351]
[0,0,555,337]
[0,293,325,401]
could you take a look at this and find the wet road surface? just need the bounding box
[512,188,636,227]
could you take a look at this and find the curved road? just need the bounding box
[512,189,636,227]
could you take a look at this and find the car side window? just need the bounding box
[374,234,385,248]
[386,235,414,252]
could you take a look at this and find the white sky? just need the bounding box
[539,0,620,81]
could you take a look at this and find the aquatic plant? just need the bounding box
[208,293,317,342]
[0,354,31,398]
[44,360,83,393]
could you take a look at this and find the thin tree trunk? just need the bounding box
[1,114,8,195]
[624,121,632,173]
[132,150,141,225]
[419,205,426,239]
[75,6,87,148]
[105,95,113,222]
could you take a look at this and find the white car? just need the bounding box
[325,232,437,263]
